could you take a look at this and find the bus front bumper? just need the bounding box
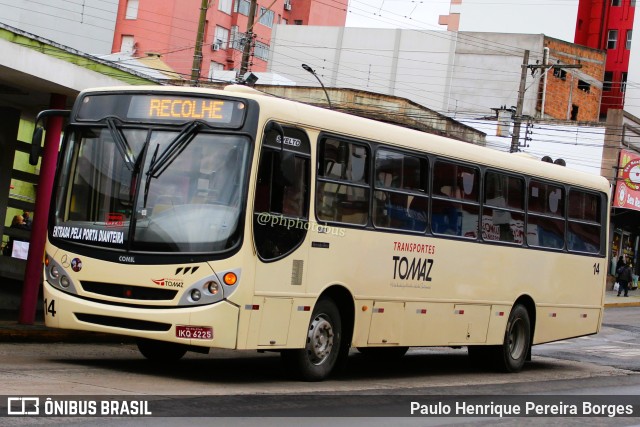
[43,281,239,349]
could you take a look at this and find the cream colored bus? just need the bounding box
[38,85,609,381]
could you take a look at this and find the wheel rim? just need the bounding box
[508,317,526,360]
[306,313,334,365]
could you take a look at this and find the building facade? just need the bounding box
[112,0,347,82]
[0,0,119,54]
[268,28,605,122]
[438,0,636,120]
[575,0,636,118]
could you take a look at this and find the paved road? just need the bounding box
[2,306,640,426]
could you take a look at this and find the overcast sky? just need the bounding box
[346,0,579,43]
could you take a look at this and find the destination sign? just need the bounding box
[76,93,246,127]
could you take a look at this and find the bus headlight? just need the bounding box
[50,265,60,279]
[190,289,202,302]
[206,281,219,295]
[60,275,70,288]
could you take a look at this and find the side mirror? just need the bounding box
[29,109,71,165]
[29,127,44,165]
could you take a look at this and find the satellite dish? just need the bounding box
[554,158,566,167]
[541,156,553,163]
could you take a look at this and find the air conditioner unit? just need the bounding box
[212,39,223,51]
[284,0,291,10]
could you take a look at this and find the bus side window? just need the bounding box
[482,172,525,244]
[432,161,479,238]
[527,180,565,249]
[372,149,427,232]
[567,189,601,253]
[317,138,370,226]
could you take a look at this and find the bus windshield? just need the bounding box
[53,124,251,253]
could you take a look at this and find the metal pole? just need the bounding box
[302,64,332,109]
[20,93,66,324]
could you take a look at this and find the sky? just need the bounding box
[345,0,579,43]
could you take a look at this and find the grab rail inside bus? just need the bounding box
[30,109,71,165]
[266,121,296,186]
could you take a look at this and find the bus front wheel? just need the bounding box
[281,298,342,381]
[136,338,188,362]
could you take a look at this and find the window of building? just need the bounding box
[258,7,275,27]
[373,149,428,232]
[608,29,618,49]
[612,0,621,5]
[125,0,139,19]
[254,41,270,60]
[627,29,633,50]
[214,26,229,50]
[294,20,303,25]
[571,104,579,120]
[553,68,567,80]
[208,61,224,81]
[578,79,591,93]
[603,71,614,91]
[622,72,628,92]
[234,0,250,15]
[218,0,232,14]
[120,35,135,53]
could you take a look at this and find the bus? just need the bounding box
[35,85,609,381]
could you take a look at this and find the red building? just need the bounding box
[112,0,347,82]
[574,0,635,118]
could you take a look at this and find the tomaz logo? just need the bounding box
[151,278,184,288]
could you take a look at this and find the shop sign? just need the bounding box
[614,149,640,211]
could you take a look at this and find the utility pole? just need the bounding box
[510,50,529,153]
[190,0,210,86]
[510,50,583,153]
[238,0,258,81]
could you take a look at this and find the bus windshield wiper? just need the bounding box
[143,143,160,209]
[106,118,135,171]
[146,121,202,179]
[142,121,202,208]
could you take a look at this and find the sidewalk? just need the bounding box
[0,291,637,343]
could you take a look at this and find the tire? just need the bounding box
[136,338,188,362]
[281,298,342,381]
[495,304,531,373]
[356,346,409,360]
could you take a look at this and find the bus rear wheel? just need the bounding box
[136,338,188,362]
[468,305,531,372]
[281,298,342,381]
[496,304,531,372]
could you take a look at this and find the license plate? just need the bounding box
[175,325,213,340]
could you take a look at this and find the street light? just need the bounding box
[301,64,332,110]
